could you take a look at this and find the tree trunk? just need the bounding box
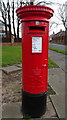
[30,2,33,5]
[16,1,22,40]
[7,1,11,42]
[17,18,20,39]
[4,20,8,40]
[12,1,16,40]
[0,1,8,41]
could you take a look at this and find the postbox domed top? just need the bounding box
[16,5,54,22]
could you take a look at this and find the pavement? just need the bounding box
[49,50,66,72]
[2,97,57,119]
[2,64,22,74]
[49,43,67,51]
[0,49,66,119]
[0,70,2,119]
[48,50,65,119]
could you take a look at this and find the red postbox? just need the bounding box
[16,5,54,118]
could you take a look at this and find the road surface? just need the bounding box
[49,43,67,51]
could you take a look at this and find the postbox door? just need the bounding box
[22,21,49,94]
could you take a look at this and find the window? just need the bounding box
[0,32,6,38]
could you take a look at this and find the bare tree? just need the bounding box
[16,1,23,40]
[57,4,67,43]
[50,3,67,43]
[58,4,66,30]
[0,0,53,42]
[0,0,22,41]
[12,0,16,39]
[0,0,8,40]
[7,0,11,41]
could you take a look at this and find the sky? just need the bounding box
[47,0,67,35]
[33,0,67,35]
[0,0,67,36]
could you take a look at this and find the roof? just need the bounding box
[50,30,65,39]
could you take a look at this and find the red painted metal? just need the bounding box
[16,5,54,94]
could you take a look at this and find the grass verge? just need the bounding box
[0,46,59,68]
[48,58,59,68]
[49,47,67,55]
[1,46,22,66]
[47,85,56,95]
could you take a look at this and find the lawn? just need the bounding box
[0,46,58,68]
[49,47,67,55]
[1,46,22,66]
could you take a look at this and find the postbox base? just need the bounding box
[21,91,47,118]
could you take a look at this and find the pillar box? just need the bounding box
[16,5,54,118]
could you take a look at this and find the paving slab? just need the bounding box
[50,95,65,118]
[2,102,23,118]
[41,101,57,118]
[2,97,57,118]
[48,68,65,95]
[48,68,65,119]
[0,67,2,70]
[2,65,22,74]
[31,118,59,120]
[15,64,22,68]
[0,103,2,119]
[47,96,50,103]
[0,70,2,119]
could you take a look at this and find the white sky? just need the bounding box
[0,0,67,36]
[47,0,67,35]
[34,0,67,35]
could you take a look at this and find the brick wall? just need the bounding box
[0,42,22,46]
[51,36,65,43]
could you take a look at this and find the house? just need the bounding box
[49,30,65,43]
[0,30,14,42]
[0,21,5,42]
[0,21,13,42]
[49,31,55,42]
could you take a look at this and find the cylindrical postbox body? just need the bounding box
[16,5,54,118]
